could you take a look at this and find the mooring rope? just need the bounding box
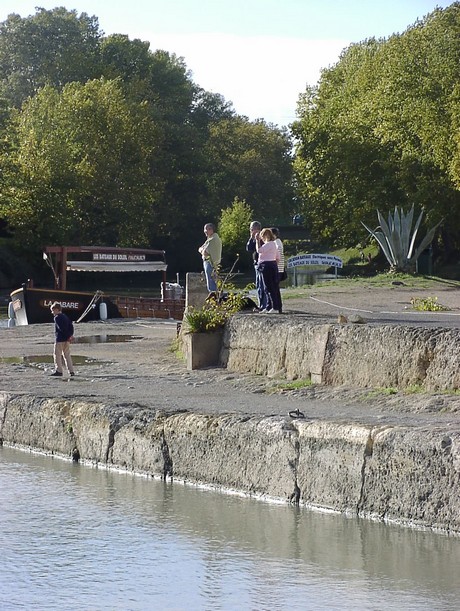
[309,295,373,314]
[76,290,103,323]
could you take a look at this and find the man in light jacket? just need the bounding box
[198,223,222,292]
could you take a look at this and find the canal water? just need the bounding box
[1,445,459,611]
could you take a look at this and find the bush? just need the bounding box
[184,262,253,333]
[218,198,254,268]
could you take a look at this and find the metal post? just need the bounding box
[60,247,67,290]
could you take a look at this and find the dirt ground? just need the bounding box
[282,278,460,327]
[1,281,460,428]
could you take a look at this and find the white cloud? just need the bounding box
[142,33,349,126]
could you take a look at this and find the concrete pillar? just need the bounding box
[185,272,209,310]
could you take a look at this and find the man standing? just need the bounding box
[198,223,222,292]
[246,220,268,311]
[50,302,75,377]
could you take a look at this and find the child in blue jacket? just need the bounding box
[50,302,75,377]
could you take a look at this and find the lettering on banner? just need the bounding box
[93,253,146,262]
[287,254,343,269]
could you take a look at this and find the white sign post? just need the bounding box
[287,254,343,285]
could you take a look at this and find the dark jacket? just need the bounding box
[54,312,74,342]
[246,237,260,263]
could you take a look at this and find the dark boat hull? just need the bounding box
[9,287,184,325]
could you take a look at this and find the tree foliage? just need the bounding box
[0,7,294,274]
[1,79,157,248]
[293,3,460,258]
[218,198,254,266]
[0,7,101,107]
[205,118,293,221]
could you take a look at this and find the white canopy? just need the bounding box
[67,261,168,273]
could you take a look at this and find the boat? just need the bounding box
[9,246,185,326]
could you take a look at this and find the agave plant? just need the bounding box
[362,206,442,273]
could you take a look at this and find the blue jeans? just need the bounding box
[203,259,217,292]
[258,260,282,311]
[255,265,268,310]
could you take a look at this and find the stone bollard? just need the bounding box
[185,272,209,311]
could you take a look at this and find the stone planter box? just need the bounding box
[184,330,224,370]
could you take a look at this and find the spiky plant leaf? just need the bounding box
[390,223,404,267]
[400,204,414,259]
[361,223,394,264]
[393,206,401,239]
[363,207,442,272]
[376,210,396,263]
[407,209,424,260]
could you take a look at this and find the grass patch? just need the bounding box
[282,272,460,300]
[410,296,450,311]
[331,272,435,289]
[269,378,312,392]
[330,244,379,266]
[403,384,425,394]
[169,337,185,360]
[364,387,399,399]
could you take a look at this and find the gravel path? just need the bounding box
[282,280,460,327]
[1,280,460,428]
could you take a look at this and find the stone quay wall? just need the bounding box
[1,300,460,534]
[1,392,460,534]
[222,314,460,391]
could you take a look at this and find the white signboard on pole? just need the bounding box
[287,254,343,269]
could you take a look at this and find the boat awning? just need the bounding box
[67,261,168,273]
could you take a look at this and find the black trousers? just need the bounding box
[258,260,282,311]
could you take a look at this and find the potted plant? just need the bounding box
[182,258,253,369]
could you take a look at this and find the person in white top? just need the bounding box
[271,227,286,284]
[255,228,282,313]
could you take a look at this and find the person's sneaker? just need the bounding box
[70,372,75,377]
[50,371,63,377]
[267,309,278,313]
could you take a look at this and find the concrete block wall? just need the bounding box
[222,314,460,391]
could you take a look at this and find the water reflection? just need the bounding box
[1,446,459,610]
[73,334,143,344]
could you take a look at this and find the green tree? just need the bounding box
[293,3,460,257]
[1,79,157,248]
[218,198,254,266]
[205,117,294,222]
[99,35,213,257]
[0,7,102,107]
[0,6,296,274]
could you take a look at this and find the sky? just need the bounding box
[0,1,456,127]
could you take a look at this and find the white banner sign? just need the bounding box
[287,254,343,269]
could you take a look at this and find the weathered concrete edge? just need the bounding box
[1,393,459,534]
[222,315,460,391]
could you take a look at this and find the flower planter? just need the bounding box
[184,330,224,370]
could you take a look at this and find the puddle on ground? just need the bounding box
[1,337,139,370]
[0,355,104,367]
[74,335,143,344]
